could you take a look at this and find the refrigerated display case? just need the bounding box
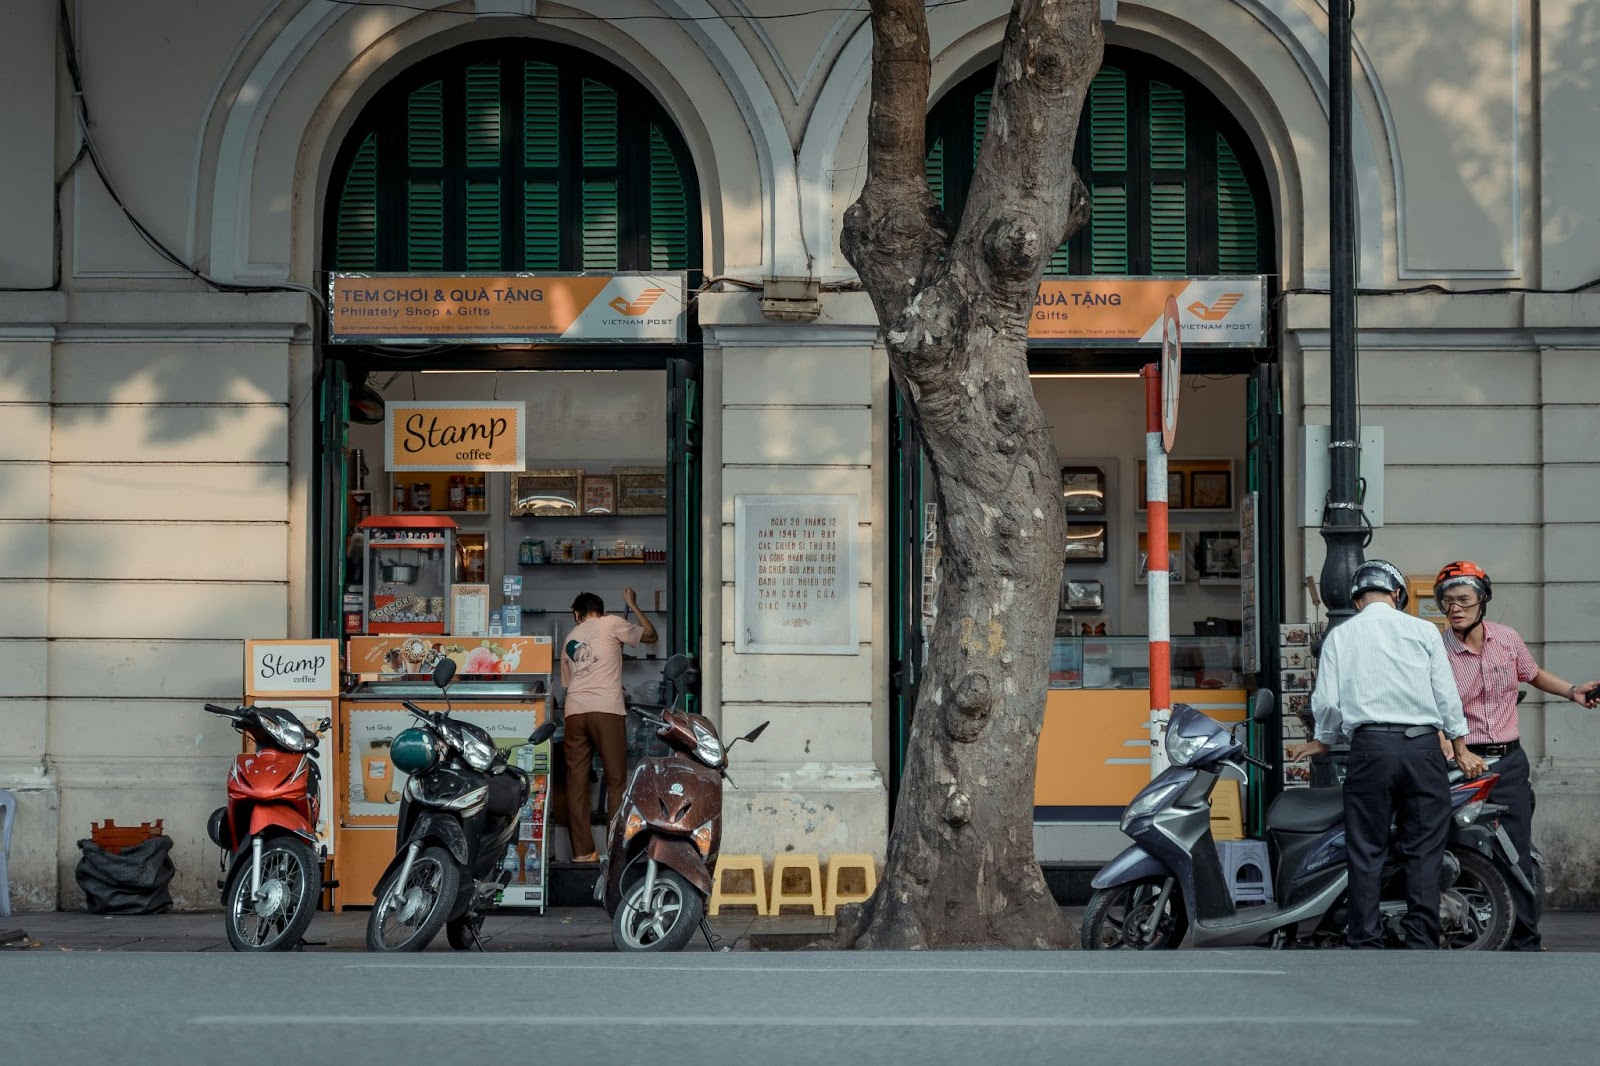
[359,515,457,634]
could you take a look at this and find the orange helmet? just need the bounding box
[1434,560,1492,609]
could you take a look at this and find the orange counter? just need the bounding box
[1035,688,1248,817]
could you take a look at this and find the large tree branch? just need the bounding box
[840,0,950,325]
[954,0,1102,298]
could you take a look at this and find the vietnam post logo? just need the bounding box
[1187,292,1244,321]
[608,287,667,316]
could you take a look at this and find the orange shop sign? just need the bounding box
[1029,276,1267,347]
[326,272,687,344]
[385,401,526,473]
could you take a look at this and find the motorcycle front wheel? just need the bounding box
[223,836,321,952]
[612,868,704,952]
[366,845,460,953]
[1082,877,1188,950]
[1441,849,1514,951]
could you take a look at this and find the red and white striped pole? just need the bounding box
[1143,363,1172,776]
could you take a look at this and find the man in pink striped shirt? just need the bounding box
[1434,560,1600,951]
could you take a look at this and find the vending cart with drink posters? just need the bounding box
[334,633,556,911]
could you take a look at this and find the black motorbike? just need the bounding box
[364,657,556,952]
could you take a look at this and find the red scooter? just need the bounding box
[204,703,329,951]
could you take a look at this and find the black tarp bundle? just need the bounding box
[75,836,176,914]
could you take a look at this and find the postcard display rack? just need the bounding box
[335,634,557,912]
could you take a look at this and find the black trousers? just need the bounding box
[1343,728,1451,949]
[1476,745,1540,950]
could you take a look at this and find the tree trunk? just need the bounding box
[836,0,1102,949]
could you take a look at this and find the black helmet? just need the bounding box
[1350,559,1408,610]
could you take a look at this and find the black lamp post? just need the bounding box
[1319,0,1364,630]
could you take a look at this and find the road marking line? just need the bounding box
[192,1014,1414,1028]
[340,963,1288,976]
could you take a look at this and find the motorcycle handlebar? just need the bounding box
[203,703,239,716]
[1241,752,1273,771]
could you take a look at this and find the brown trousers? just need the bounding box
[563,711,628,858]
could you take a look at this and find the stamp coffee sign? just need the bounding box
[385,400,527,473]
[245,639,341,697]
[734,494,859,655]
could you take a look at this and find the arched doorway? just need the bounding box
[891,48,1283,866]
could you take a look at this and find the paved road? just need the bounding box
[5,951,1598,1066]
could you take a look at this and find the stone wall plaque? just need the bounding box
[735,494,859,655]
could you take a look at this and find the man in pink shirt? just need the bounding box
[1434,560,1600,950]
[561,588,657,862]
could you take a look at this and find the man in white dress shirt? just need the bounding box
[1286,559,1472,949]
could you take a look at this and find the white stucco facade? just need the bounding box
[2,0,1598,910]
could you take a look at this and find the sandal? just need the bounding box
[571,852,600,863]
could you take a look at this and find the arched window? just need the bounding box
[325,41,699,274]
[925,48,1271,275]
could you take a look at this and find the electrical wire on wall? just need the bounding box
[23,0,327,309]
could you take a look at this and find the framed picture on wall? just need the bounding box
[509,470,582,516]
[580,474,617,515]
[1197,530,1243,579]
[1190,470,1233,510]
[1135,531,1185,585]
[1062,579,1104,611]
[1064,523,1107,562]
[1060,466,1106,515]
[614,466,668,515]
[1134,468,1187,510]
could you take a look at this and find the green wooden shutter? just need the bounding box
[1149,184,1187,273]
[408,81,444,167]
[1047,239,1071,275]
[465,63,501,168]
[583,179,619,269]
[648,125,689,269]
[1148,82,1186,169]
[972,90,991,165]
[1216,133,1259,272]
[582,80,619,167]
[1089,67,1127,170]
[523,61,559,168]
[925,137,945,209]
[335,133,378,269]
[407,180,444,270]
[465,180,501,269]
[1090,185,1128,274]
[524,181,560,269]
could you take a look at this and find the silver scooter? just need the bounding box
[1083,692,1509,949]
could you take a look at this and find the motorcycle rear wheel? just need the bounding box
[1082,877,1188,950]
[446,913,483,950]
[1441,848,1514,951]
[366,845,460,953]
[612,868,704,952]
[223,837,321,953]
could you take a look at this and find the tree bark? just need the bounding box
[837,0,1102,949]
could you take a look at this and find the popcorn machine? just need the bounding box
[358,515,458,634]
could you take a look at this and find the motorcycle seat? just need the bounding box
[1265,787,1345,833]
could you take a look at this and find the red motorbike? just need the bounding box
[204,703,329,951]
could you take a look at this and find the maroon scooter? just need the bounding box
[596,655,768,952]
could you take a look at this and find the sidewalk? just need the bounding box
[7,907,1600,952]
[0,906,835,953]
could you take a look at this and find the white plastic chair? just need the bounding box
[0,788,15,917]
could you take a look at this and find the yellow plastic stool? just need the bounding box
[769,853,824,915]
[824,853,878,916]
[1210,779,1246,841]
[708,854,768,916]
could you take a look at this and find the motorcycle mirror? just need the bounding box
[741,721,770,744]
[1251,689,1277,722]
[432,657,456,690]
[529,720,557,745]
[663,654,692,682]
